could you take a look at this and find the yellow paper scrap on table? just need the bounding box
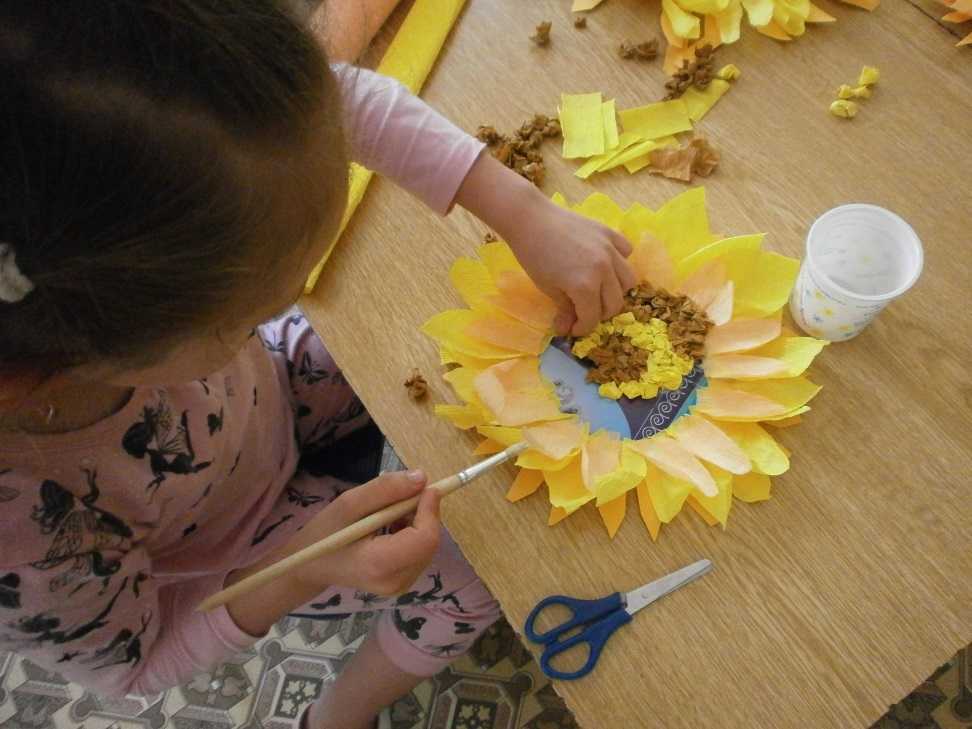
[618,99,694,139]
[572,0,606,10]
[623,137,681,173]
[602,99,619,151]
[560,93,607,159]
[575,132,643,179]
[304,0,467,293]
[604,136,678,172]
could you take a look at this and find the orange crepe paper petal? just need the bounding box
[507,468,545,502]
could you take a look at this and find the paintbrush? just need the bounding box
[197,442,528,612]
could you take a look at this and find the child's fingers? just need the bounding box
[571,280,602,335]
[600,276,625,321]
[613,250,638,292]
[365,490,442,592]
[609,229,633,257]
[549,290,577,335]
[333,470,427,526]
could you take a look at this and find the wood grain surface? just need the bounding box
[300,1,972,726]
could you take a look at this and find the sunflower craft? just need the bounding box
[422,188,827,541]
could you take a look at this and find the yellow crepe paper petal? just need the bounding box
[507,468,545,502]
[443,367,481,404]
[774,0,809,36]
[572,192,627,230]
[715,0,744,42]
[742,0,774,25]
[545,458,594,513]
[630,234,678,290]
[688,464,733,525]
[435,403,488,429]
[669,414,751,474]
[573,0,606,9]
[478,240,521,279]
[475,424,523,447]
[748,336,828,377]
[647,469,694,522]
[677,0,730,13]
[517,448,577,471]
[560,92,606,159]
[687,496,719,525]
[440,348,498,372]
[629,436,718,496]
[663,0,703,38]
[728,250,801,318]
[488,270,559,330]
[806,2,836,21]
[764,414,802,428]
[661,10,689,48]
[466,311,548,355]
[733,472,772,502]
[681,79,732,123]
[618,99,694,140]
[595,446,649,505]
[602,99,619,151]
[598,493,627,538]
[676,234,764,279]
[422,310,521,360]
[703,353,790,379]
[474,358,565,426]
[473,439,505,456]
[678,260,728,310]
[644,188,718,261]
[706,281,735,325]
[636,482,662,540]
[449,258,497,310]
[706,317,782,355]
[581,431,622,492]
[523,419,588,459]
[696,378,820,421]
[717,421,790,475]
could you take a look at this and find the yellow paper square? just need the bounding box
[602,99,619,151]
[618,99,693,139]
[560,92,606,159]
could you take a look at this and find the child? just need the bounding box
[0,3,636,728]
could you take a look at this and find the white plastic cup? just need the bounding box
[789,204,923,341]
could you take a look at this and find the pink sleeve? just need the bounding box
[334,63,486,215]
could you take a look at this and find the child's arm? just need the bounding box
[334,65,636,334]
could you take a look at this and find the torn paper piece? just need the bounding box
[560,92,606,158]
[602,99,619,151]
[618,99,693,139]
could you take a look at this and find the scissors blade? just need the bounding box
[624,559,713,616]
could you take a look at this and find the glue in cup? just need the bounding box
[789,204,923,341]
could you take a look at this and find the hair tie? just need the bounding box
[0,243,34,304]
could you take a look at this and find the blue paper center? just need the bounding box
[539,338,707,440]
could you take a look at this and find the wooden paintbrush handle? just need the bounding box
[197,473,464,612]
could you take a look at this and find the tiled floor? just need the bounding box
[1,441,967,728]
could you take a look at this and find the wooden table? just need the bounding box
[301,1,972,726]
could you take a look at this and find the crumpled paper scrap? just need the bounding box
[648,137,720,181]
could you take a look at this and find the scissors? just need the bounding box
[524,559,713,680]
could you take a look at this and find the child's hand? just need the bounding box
[455,154,637,336]
[287,471,441,596]
[504,199,638,336]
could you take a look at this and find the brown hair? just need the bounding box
[0,0,347,372]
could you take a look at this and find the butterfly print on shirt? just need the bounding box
[83,610,152,670]
[121,397,212,499]
[297,352,328,386]
[392,610,426,641]
[424,641,467,657]
[29,470,133,595]
[310,594,342,610]
[251,514,293,545]
[285,485,330,508]
[454,621,476,635]
[2,576,128,648]
[207,407,224,436]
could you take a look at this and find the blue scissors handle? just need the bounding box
[524,592,631,680]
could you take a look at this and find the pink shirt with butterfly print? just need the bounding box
[0,64,485,697]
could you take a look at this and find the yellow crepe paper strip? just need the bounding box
[618,99,694,139]
[304,0,467,293]
[422,188,826,540]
